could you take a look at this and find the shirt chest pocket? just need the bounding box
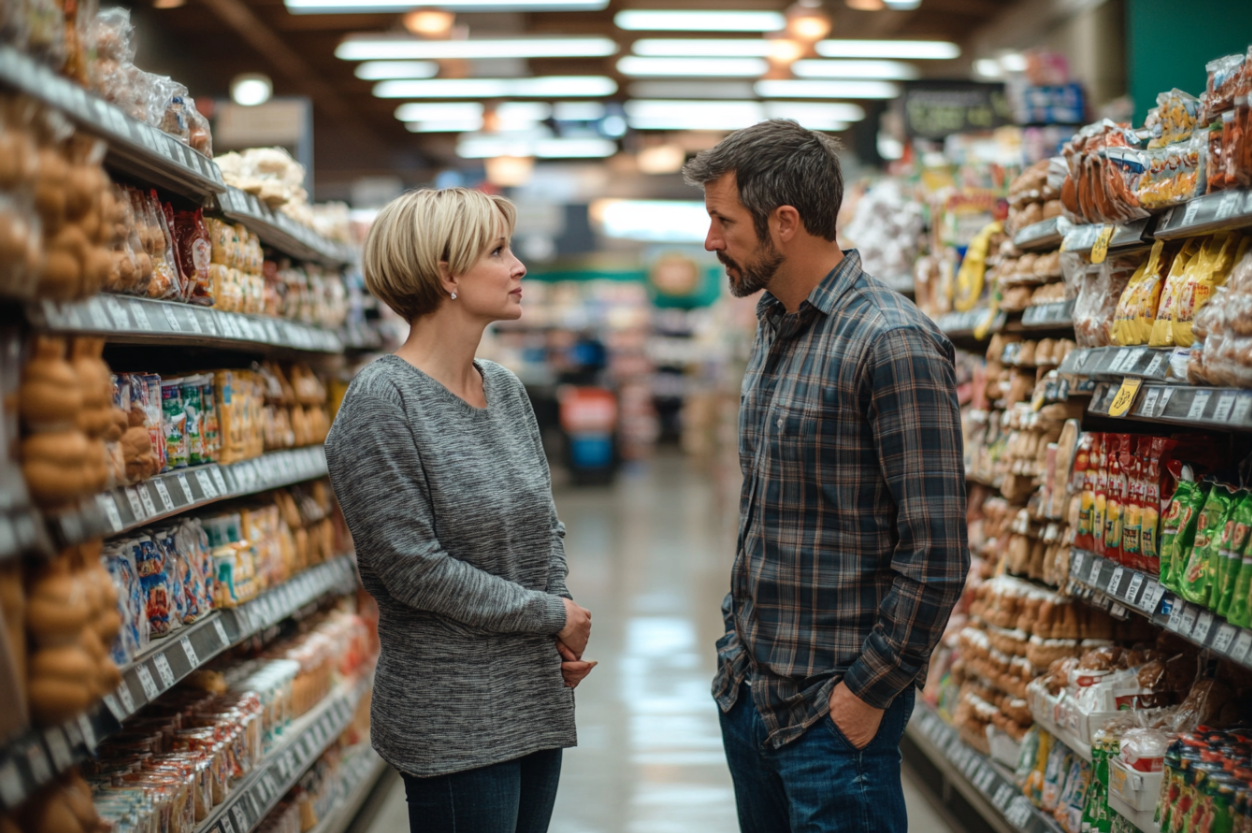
[767,402,818,465]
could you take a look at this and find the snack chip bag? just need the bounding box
[1173,232,1251,347]
[1150,238,1201,348]
[1111,241,1172,346]
[1159,478,1207,592]
[161,376,189,469]
[1178,484,1236,607]
[1215,493,1252,619]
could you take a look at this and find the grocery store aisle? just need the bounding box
[361,453,960,833]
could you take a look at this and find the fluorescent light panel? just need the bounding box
[457,136,617,158]
[354,61,438,80]
[617,56,768,77]
[407,120,483,133]
[628,81,756,99]
[791,59,919,80]
[336,36,618,61]
[374,77,618,98]
[624,99,860,131]
[594,199,709,243]
[553,102,607,120]
[290,0,606,11]
[614,10,785,32]
[816,39,960,59]
[632,38,773,57]
[755,79,900,99]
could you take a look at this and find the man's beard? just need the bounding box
[718,239,785,298]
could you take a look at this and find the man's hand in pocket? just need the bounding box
[828,681,884,750]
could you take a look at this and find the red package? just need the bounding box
[1092,434,1110,557]
[1103,434,1130,564]
[1074,433,1097,551]
[173,208,213,305]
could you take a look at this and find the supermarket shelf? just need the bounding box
[306,751,389,833]
[199,673,372,833]
[0,46,224,202]
[1061,218,1153,256]
[217,188,355,268]
[1019,300,1075,329]
[936,308,1008,339]
[0,701,119,813]
[905,704,1064,833]
[105,555,357,722]
[340,321,384,352]
[47,445,328,552]
[1014,217,1070,252]
[1069,549,1252,672]
[1029,707,1092,764]
[1088,381,1252,432]
[1057,346,1173,381]
[0,507,49,563]
[28,296,343,354]
[1155,189,1252,241]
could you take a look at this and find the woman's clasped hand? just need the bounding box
[557,598,595,689]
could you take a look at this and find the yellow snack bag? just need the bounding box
[954,221,1000,312]
[1149,238,1201,347]
[1175,233,1250,347]
[1112,241,1170,346]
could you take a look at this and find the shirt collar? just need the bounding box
[755,249,863,324]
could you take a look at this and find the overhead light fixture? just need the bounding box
[403,10,455,37]
[288,0,606,12]
[973,58,1003,79]
[755,79,900,98]
[883,0,921,8]
[592,199,710,243]
[374,76,618,98]
[457,135,617,158]
[617,56,768,77]
[632,39,773,57]
[336,35,618,61]
[397,101,552,131]
[230,73,273,106]
[485,156,536,188]
[554,102,607,120]
[786,0,832,41]
[396,102,483,121]
[602,114,627,136]
[846,0,884,8]
[628,81,757,99]
[354,61,439,80]
[766,37,805,66]
[999,52,1028,73]
[624,99,861,131]
[792,59,919,80]
[637,144,687,174]
[407,120,484,132]
[613,10,786,32]
[816,39,959,59]
[877,132,904,160]
[154,0,186,9]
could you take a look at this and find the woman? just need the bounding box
[325,188,595,833]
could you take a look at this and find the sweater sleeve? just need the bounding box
[326,392,568,634]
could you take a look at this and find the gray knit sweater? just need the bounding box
[325,355,575,777]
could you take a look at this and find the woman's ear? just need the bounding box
[437,260,457,297]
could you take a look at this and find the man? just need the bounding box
[684,120,969,833]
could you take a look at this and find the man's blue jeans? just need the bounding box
[719,682,915,833]
[402,748,562,833]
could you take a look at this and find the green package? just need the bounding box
[1228,548,1252,628]
[1181,485,1237,607]
[1160,480,1209,592]
[1216,494,1252,618]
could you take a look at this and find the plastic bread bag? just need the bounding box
[183,95,212,158]
[131,534,173,637]
[87,7,137,98]
[1101,143,1151,222]
[126,188,177,300]
[1136,134,1207,211]
[1203,53,1248,122]
[1150,237,1202,347]
[1072,258,1111,347]
[1151,89,1201,148]
[173,209,213,305]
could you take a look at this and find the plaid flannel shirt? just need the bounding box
[713,250,969,749]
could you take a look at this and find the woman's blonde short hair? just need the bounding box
[362,187,518,321]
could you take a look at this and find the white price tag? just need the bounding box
[1157,386,1175,415]
[1108,566,1124,595]
[1126,572,1144,605]
[161,304,182,332]
[1193,609,1215,643]
[116,682,136,714]
[124,487,146,521]
[130,302,153,331]
[211,467,229,495]
[139,486,158,517]
[153,479,175,511]
[97,494,124,533]
[1214,624,1238,654]
[1179,605,1198,636]
[1182,199,1202,226]
[195,469,218,499]
[1071,551,1085,578]
[1144,352,1166,377]
[1234,393,1252,424]
[213,617,230,646]
[1139,387,1160,417]
[25,742,50,785]
[1216,189,1243,220]
[1188,389,1213,420]
[1233,631,1252,664]
[180,635,200,668]
[104,296,130,329]
[185,309,203,333]
[1143,583,1167,615]
[1211,392,1238,425]
[174,472,195,503]
[0,759,25,807]
[232,805,248,832]
[1088,558,1102,584]
[136,665,159,700]
[43,728,72,770]
[220,818,235,833]
[154,653,175,688]
[76,713,96,750]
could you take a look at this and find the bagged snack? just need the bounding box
[1202,53,1248,122]
[1146,89,1201,148]
[1135,134,1205,210]
[1111,240,1173,346]
[1215,492,1252,618]
[1104,434,1131,563]
[131,534,173,636]
[1159,477,1208,592]
[1178,484,1236,607]
[1150,238,1201,348]
[173,209,213,305]
[161,376,189,470]
[1173,233,1251,348]
[180,375,208,466]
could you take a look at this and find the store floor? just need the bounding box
[361,452,961,833]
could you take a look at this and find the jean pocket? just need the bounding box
[823,713,870,752]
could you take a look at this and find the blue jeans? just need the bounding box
[719,682,914,833]
[403,748,562,833]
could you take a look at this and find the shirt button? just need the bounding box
[777,417,784,429]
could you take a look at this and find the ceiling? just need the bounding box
[132,0,1021,200]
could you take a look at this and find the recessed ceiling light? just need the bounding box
[403,10,455,37]
[786,1,831,41]
[231,73,273,106]
[395,102,484,121]
[336,35,618,61]
[973,58,1003,79]
[554,102,607,120]
[999,52,1028,72]
[374,77,618,98]
[816,39,959,59]
[791,59,919,80]
[755,79,900,98]
[354,61,439,80]
[617,56,769,77]
[623,99,861,131]
[882,0,921,9]
[632,39,773,57]
[288,0,606,12]
[614,10,786,32]
[628,81,757,99]
[845,0,884,9]
[457,135,617,158]
[407,120,484,133]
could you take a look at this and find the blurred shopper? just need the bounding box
[684,121,968,833]
[325,188,594,833]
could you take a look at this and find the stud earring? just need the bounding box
[451,291,457,300]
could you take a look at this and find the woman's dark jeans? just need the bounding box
[403,748,562,833]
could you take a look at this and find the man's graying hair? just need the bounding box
[682,119,844,243]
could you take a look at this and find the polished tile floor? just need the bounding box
[363,454,960,833]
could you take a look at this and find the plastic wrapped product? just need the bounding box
[161,376,189,470]
[1135,135,1206,211]
[180,375,209,466]
[1159,478,1208,592]
[1173,233,1251,348]
[1151,238,1202,348]
[131,534,173,636]
[1111,241,1173,346]
[152,527,188,627]
[173,209,213,305]
[1215,493,1252,619]
[1203,53,1248,122]
[1178,484,1237,607]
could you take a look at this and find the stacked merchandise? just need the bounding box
[215,149,352,241]
[840,179,925,290]
[999,160,1069,314]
